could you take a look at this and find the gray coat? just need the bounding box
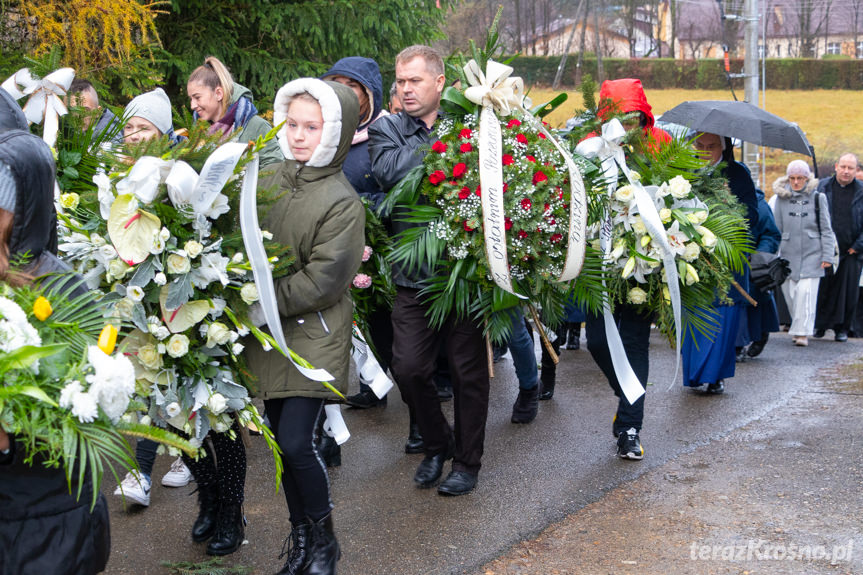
[771,175,835,280]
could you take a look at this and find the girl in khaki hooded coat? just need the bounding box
[245,78,364,575]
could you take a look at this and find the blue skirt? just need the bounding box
[682,305,741,387]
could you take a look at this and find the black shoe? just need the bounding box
[616,428,644,460]
[437,470,478,496]
[538,378,555,400]
[413,444,454,488]
[191,485,220,542]
[345,389,386,409]
[705,380,725,395]
[276,521,311,575]
[564,325,580,350]
[511,386,539,424]
[835,331,849,342]
[404,423,424,454]
[813,329,826,338]
[318,434,341,468]
[205,502,246,556]
[305,514,340,575]
[437,385,453,401]
[747,336,768,357]
[735,347,747,363]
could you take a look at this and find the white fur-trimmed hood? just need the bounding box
[273,78,344,168]
[772,175,819,199]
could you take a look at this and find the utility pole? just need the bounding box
[743,0,760,181]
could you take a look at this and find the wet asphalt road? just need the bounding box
[102,330,863,575]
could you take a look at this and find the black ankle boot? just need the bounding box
[191,484,220,542]
[276,521,311,575]
[318,434,342,467]
[305,514,340,575]
[511,386,539,423]
[538,377,556,400]
[205,502,246,556]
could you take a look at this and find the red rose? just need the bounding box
[521,198,532,210]
[463,220,475,231]
[550,233,563,243]
[459,128,473,139]
[502,154,515,166]
[525,155,536,163]
[533,171,548,185]
[507,119,522,128]
[431,140,447,154]
[453,162,467,179]
[474,185,482,197]
[503,183,509,193]
[429,170,446,185]
[460,142,473,153]
[517,230,528,239]
[516,134,528,145]
[544,203,550,212]
[458,186,471,200]
[538,132,547,139]
[505,217,513,230]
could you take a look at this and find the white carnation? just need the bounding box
[71,392,99,423]
[153,272,168,286]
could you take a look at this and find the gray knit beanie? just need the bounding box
[0,161,16,214]
[786,159,812,178]
[124,88,173,135]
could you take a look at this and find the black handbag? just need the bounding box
[750,251,791,292]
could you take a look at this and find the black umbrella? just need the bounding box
[659,100,813,156]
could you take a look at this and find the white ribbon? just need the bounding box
[323,404,350,445]
[238,155,336,384]
[351,324,393,399]
[576,118,682,401]
[463,58,587,295]
[2,67,75,147]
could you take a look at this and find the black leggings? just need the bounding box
[181,423,247,504]
[264,397,332,524]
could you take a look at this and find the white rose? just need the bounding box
[627,286,648,305]
[166,334,190,358]
[206,322,231,348]
[127,285,145,302]
[682,242,701,262]
[184,240,204,259]
[695,226,717,251]
[154,272,167,286]
[614,185,635,203]
[659,208,672,223]
[165,401,181,418]
[240,283,259,305]
[107,258,131,281]
[137,343,163,370]
[167,253,191,275]
[207,393,228,415]
[153,326,170,341]
[113,297,135,319]
[159,227,170,242]
[687,210,709,226]
[667,175,692,199]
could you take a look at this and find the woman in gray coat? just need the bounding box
[771,160,836,346]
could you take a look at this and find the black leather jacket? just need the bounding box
[368,111,438,288]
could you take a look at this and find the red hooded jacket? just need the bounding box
[590,78,671,150]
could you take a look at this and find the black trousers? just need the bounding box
[181,423,246,505]
[264,397,331,524]
[585,305,652,435]
[815,253,863,333]
[390,286,490,475]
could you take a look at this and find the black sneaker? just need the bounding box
[813,329,826,338]
[616,428,644,460]
[345,389,387,409]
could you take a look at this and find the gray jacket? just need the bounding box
[771,175,835,280]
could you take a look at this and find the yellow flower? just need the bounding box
[59,193,80,211]
[98,325,118,355]
[33,296,53,321]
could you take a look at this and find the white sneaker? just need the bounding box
[161,457,193,487]
[113,471,151,506]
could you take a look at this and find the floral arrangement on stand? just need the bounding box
[0,279,195,505]
[56,126,295,472]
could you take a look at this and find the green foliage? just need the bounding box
[162,557,251,575]
[156,0,453,111]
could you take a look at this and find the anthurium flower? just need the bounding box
[107,195,162,265]
[33,296,52,321]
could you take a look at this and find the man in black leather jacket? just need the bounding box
[369,45,490,497]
